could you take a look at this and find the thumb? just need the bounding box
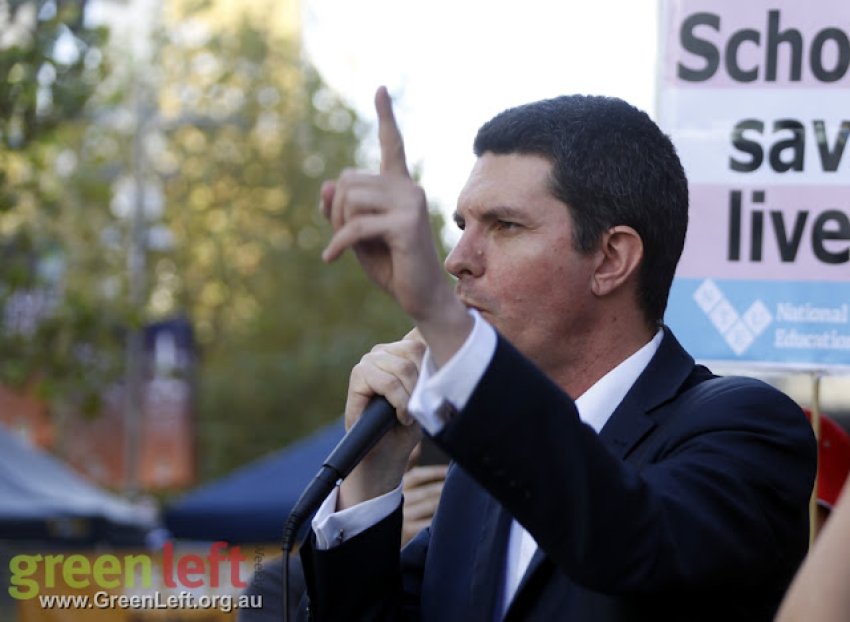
[375,86,410,177]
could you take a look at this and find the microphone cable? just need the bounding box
[280,396,396,621]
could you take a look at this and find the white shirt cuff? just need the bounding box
[311,483,403,550]
[408,309,497,435]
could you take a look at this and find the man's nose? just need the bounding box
[445,233,484,278]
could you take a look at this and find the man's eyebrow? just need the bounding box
[454,206,526,223]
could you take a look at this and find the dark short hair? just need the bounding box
[473,95,688,326]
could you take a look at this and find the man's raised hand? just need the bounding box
[319,86,447,323]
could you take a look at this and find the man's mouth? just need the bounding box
[457,292,488,315]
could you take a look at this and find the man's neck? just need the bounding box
[548,321,657,399]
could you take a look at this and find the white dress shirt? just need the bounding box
[313,310,663,617]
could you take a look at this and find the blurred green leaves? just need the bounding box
[0,0,122,416]
[153,17,421,480]
[1,1,447,483]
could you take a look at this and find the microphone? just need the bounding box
[281,395,397,552]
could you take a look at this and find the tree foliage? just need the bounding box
[0,0,122,414]
[1,1,445,483]
[151,14,436,481]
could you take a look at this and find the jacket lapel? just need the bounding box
[505,545,548,620]
[598,327,695,459]
[470,492,513,621]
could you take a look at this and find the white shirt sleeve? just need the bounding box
[312,483,403,550]
[311,309,497,548]
[407,309,497,435]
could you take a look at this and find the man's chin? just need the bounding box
[461,302,497,328]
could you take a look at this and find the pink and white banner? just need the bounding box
[659,0,850,369]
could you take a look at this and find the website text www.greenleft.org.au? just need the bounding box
[38,590,261,613]
[8,541,250,601]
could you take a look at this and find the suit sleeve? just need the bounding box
[299,504,429,621]
[434,334,817,595]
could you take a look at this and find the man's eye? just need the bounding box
[454,218,465,231]
[495,220,518,231]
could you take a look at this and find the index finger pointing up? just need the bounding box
[375,86,410,177]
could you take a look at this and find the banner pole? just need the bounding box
[809,373,822,547]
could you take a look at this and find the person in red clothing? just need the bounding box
[804,411,850,534]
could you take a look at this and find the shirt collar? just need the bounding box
[575,329,664,434]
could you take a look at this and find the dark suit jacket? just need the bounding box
[301,328,816,621]
[239,555,305,622]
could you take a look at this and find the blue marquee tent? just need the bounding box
[0,426,157,544]
[164,419,345,543]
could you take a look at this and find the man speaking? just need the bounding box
[299,87,816,621]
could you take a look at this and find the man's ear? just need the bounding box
[591,226,643,297]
